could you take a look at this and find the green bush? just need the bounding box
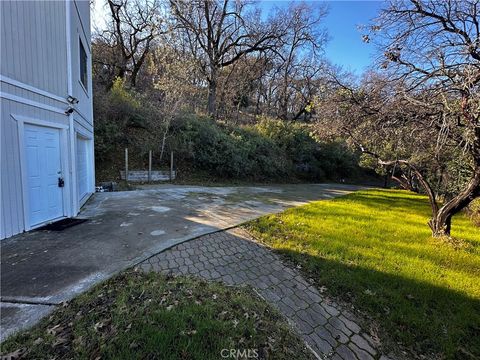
[253,118,360,180]
[169,116,288,180]
[94,78,168,179]
[168,116,362,182]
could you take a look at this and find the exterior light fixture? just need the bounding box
[67,95,79,104]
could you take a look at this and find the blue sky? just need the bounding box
[260,1,384,74]
[322,1,384,73]
[92,0,384,75]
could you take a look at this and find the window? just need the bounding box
[79,39,87,89]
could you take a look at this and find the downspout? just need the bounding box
[66,0,77,216]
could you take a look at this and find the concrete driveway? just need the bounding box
[0,183,363,340]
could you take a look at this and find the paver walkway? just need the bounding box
[139,228,392,360]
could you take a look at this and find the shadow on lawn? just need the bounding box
[274,247,480,360]
[249,189,479,358]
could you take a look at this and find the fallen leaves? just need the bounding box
[180,329,197,336]
[0,348,27,360]
[93,321,105,331]
[318,285,328,293]
[52,336,69,347]
[46,324,63,336]
[72,335,84,347]
[0,271,313,360]
[32,338,43,346]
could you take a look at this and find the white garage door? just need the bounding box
[76,136,89,202]
[24,124,64,226]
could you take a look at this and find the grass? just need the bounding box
[1,271,313,360]
[245,189,480,359]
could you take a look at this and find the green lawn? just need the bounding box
[1,271,312,360]
[246,189,480,359]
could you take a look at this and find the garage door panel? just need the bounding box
[76,137,89,202]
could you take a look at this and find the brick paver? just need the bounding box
[138,228,392,360]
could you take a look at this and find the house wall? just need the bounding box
[0,0,94,240]
[70,0,93,127]
[0,0,68,96]
[69,0,95,213]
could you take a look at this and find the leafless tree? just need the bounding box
[322,0,480,237]
[95,0,166,88]
[273,2,327,119]
[169,0,285,117]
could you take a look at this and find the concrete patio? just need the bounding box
[0,183,363,340]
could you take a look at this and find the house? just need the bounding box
[0,0,94,240]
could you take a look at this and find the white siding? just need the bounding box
[1,99,25,239]
[71,0,93,125]
[0,1,68,97]
[1,0,94,240]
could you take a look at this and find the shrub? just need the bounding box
[168,116,362,182]
[169,116,288,180]
[94,78,168,179]
[253,118,360,181]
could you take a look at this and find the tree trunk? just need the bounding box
[130,42,152,89]
[391,172,418,192]
[428,165,480,237]
[159,128,167,162]
[207,80,217,117]
[207,67,218,118]
[279,96,288,120]
[391,175,414,191]
[429,213,452,237]
[254,90,261,121]
[383,173,389,188]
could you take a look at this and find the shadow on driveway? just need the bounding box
[0,183,364,340]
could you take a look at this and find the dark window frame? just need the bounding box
[79,38,88,90]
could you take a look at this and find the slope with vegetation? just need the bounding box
[94,79,367,183]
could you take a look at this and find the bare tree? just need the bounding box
[321,0,480,237]
[169,0,285,117]
[95,0,165,88]
[273,2,327,119]
[151,45,202,160]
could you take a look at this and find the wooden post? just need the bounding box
[148,150,152,183]
[125,148,129,182]
[170,151,174,182]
